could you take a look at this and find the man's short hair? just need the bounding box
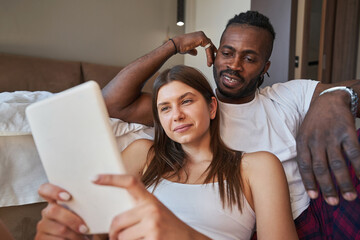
[226,10,276,41]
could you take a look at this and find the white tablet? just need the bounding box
[26,81,133,234]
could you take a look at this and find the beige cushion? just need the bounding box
[81,62,123,89]
[82,61,157,93]
[0,53,82,92]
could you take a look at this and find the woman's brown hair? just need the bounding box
[141,65,244,210]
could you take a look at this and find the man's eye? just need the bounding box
[245,56,254,62]
[222,51,231,57]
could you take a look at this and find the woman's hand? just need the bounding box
[93,174,211,240]
[35,183,91,240]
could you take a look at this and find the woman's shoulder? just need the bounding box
[241,151,283,179]
[242,151,280,166]
[121,138,154,176]
[126,138,154,150]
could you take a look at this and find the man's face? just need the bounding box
[213,24,272,104]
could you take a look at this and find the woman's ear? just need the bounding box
[209,96,218,120]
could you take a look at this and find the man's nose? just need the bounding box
[227,56,244,72]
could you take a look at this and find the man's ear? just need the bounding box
[209,96,218,120]
[263,61,271,76]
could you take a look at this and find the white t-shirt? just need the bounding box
[217,79,319,219]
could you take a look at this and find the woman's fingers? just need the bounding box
[41,203,89,235]
[93,174,151,202]
[38,183,72,203]
[36,212,86,239]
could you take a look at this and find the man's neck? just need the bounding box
[215,89,256,104]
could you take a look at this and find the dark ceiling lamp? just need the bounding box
[177,0,184,26]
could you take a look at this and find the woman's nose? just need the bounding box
[172,107,185,121]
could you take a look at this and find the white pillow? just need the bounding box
[0,91,53,135]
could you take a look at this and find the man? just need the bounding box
[36,11,360,239]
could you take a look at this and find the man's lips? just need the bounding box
[173,124,192,133]
[222,74,243,88]
[223,75,239,83]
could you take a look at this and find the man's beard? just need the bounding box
[213,66,262,100]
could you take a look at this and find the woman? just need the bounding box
[36,65,297,240]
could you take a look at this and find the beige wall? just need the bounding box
[0,0,184,69]
[184,0,251,87]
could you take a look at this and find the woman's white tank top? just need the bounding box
[148,179,255,240]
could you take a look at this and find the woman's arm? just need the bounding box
[242,151,298,240]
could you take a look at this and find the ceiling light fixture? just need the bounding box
[177,0,184,26]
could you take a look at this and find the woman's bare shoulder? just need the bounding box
[241,151,283,179]
[121,138,154,176]
[126,138,154,150]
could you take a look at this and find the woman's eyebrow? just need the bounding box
[157,92,196,107]
[179,92,196,100]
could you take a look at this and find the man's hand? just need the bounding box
[296,91,360,205]
[35,183,90,240]
[93,174,211,240]
[172,31,217,67]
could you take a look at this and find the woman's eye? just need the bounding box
[182,99,193,105]
[160,106,169,112]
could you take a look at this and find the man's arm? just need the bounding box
[296,80,360,205]
[102,32,216,126]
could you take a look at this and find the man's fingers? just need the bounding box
[342,131,360,178]
[38,183,72,203]
[310,147,339,205]
[187,49,198,56]
[205,44,216,67]
[93,174,150,202]
[327,143,357,201]
[296,138,318,198]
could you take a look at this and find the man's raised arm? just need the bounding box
[102,32,216,126]
[296,80,360,205]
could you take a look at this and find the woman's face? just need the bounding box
[156,81,217,146]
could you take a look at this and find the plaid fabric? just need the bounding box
[294,152,360,240]
[251,130,360,240]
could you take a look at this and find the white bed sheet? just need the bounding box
[0,91,154,207]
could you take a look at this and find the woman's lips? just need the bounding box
[173,124,192,133]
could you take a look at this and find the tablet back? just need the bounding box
[26,81,133,234]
